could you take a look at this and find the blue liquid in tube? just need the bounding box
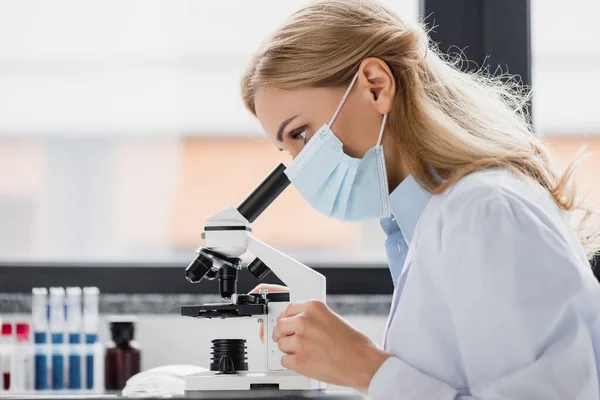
[34,332,47,390]
[51,333,64,390]
[68,333,82,389]
[85,334,97,390]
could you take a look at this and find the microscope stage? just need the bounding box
[181,303,267,318]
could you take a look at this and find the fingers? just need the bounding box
[274,300,327,342]
[281,354,302,372]
[279,301,307,319]
[249,283,289,294]
[277,334,300,354]
[273,313,305,341]
[262,299,327,345]
[280,300,326,319]
[258,322,264,344]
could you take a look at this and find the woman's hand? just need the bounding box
[273,300,390,391]
[249,283,289,343]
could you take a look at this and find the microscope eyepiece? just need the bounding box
[237,163,290,223]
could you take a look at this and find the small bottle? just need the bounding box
[66,287,82,390]
[1,323,14,391]
[32,288,48,391]
[49,287,65,390]
[14,322,34,392]
[104,318,140,391]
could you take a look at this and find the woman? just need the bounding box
[243,0,600,398]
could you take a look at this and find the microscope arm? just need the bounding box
[246,235,326,303]
[247,234,325,372]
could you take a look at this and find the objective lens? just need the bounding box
[204,267,219,281]
[185,252,213,283]
[218,265,238,299]
[247,257,271,280]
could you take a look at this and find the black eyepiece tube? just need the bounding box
[237,163,290,223]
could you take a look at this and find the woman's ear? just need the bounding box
[357,58,396,114]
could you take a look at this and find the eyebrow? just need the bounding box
[276,115,299,142]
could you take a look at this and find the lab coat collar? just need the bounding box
[385,175,432,244]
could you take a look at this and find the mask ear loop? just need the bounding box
[328,73,359,127]
[329,72,388,147]
[376,114,388,146]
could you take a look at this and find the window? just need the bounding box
[0,0,598,265]
[531,0,600,215]
[0,0,418,264]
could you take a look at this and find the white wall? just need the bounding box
[0,0,417,136]
[6,1,598,136]
[531,0,600,134]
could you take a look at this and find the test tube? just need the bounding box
[66,288,82,390]
[1,323,13,391]
[14,322,33,392]
[82,287,100,391]
[32,288,48,391]
[49,287,65,390]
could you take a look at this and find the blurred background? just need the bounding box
[0,0,599,266]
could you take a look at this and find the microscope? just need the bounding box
[181,164,327,398]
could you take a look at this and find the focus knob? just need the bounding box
[219,356,235,374]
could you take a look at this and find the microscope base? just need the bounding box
[184,370,325,397]
[185,389,325,399]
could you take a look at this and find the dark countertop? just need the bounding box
[0,294,392,316]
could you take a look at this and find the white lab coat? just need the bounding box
[369,168,600,399]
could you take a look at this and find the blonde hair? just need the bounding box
[241,0,600,260]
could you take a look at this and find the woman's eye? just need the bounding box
[290,128,307,141]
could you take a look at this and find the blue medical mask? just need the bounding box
[284,73,391,221]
